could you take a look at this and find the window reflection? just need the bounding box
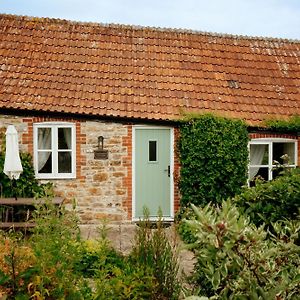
[58,152,72,173]
[249,140,296,185]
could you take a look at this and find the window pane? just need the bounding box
[272,167,284,179]
[273,142,295,164]
[273,166,294,180]
[149,141,157,162]
[249,167,269,187]
[250,144,268,165]
[58,152,72,173]
[58,128,71,149]
[38,152,52,173]
[38,128,51,150]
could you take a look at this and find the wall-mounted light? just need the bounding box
[94,136,108,159]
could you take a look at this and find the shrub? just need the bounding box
[28,202,88,299]
[0,203,86,300]
[184,201,300,299]
[89,222,157,299]
[233,168,300,229]
[176,207,197,244]
[0,152,53,198]
[130,209,181,300]
[94,261,156,300]
[0,204,183,300]
[0,232,37,298]
[75,224,125,278]
[178,114,248,208]
[0,202,91,299]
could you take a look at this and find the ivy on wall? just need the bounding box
[264,115,300,133]
[178,114,249,207]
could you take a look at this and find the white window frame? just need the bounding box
[33,122,76,179]
[249,138,297,182]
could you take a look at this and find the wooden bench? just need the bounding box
[0,197,63,229]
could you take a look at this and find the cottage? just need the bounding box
[0,14,299,226]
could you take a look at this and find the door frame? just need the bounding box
[132,125,174,221]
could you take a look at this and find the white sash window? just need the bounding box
[249,138,297,186]
[34,123,76,179]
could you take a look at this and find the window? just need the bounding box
[249,138,297,185]
[33,123,76,179]
[148,140,158,162]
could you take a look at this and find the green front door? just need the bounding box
[135,128,172,218]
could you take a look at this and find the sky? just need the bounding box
[0,0,300,40]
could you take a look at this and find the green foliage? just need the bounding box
[76,210,182,300]
[0,204,182,300]
[93,261,156,300]
[75,225,125,278]
[75,224,156,300]
[0,152,53,198]
[29,202,88,299]
[0,231,37,299]
[178,114,249,207]
[233,168,300,229]
[0,203,90,299]
[185,297,209,300]
[176,207,197,244]
[130,208,181,300]
[264,115,300,133]
[184,201,300,299]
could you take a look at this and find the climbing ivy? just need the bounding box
[178,114,249,207]
[264,115,300,133]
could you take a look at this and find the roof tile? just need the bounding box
[0,14,299,125]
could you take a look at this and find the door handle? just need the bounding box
[164,165,170,177]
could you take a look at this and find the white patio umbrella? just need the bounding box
[4,125,23,180]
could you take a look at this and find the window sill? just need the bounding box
[35,175,76,180]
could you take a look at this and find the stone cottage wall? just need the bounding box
[0,115,29,153]
[0,113,132,224]
[4,113,298,227]
[53,119,133,224]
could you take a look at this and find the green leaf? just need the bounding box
[211,270,220,290]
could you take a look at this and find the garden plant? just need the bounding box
[0,203,181,300]
[180,167,300,299]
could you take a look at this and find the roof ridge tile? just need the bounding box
[1,13,299,43]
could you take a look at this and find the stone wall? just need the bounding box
[3,113,298,227]
[0,115,29,153]
[0,113,132,224]
[54,119,132,223]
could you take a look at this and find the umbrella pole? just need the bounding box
[12,178,17,200]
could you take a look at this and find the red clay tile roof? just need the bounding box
[0,14,300,125]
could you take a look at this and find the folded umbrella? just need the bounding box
[4,125,23,180]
